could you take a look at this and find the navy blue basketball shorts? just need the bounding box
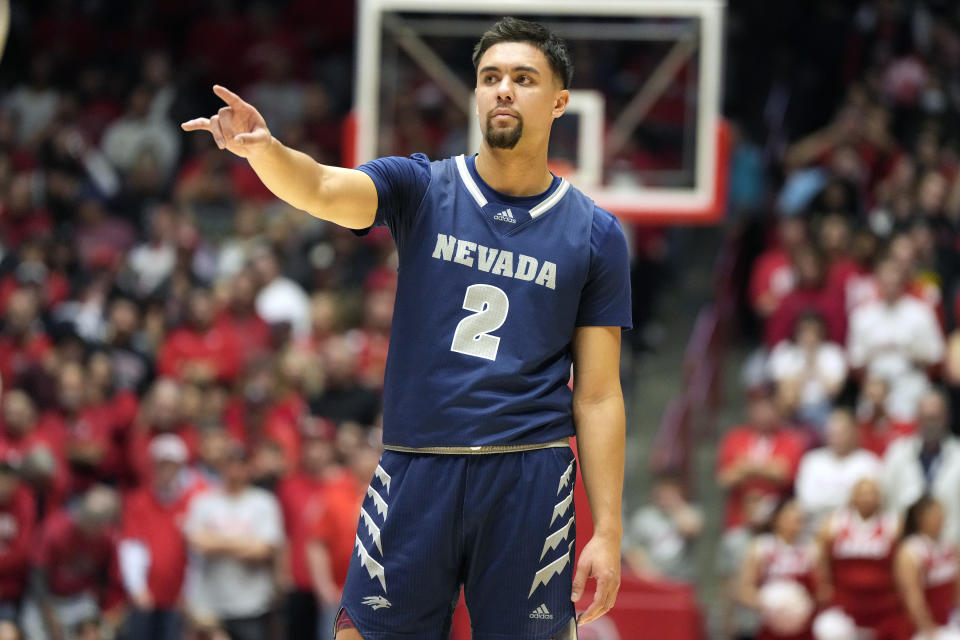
[337,446,579,640]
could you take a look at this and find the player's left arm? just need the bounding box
[570,324,625,626]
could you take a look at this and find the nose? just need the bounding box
[496,76,514,103]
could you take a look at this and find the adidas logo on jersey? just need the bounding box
[529,604,554,620]
[493,208,517,223]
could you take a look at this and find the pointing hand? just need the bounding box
[181,85,272,159]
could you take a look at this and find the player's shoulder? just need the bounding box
[359,152,436,176]
[586,201,627,241]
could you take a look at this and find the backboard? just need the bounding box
[353,0,727,224]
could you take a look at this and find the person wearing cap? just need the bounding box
[118,433,206,640]
[183,442,284,640]
[0,454,34,625]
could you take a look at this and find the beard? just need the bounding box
[484,113,523,149]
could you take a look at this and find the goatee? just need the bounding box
[485,116,523,149]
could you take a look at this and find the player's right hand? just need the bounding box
[181,85,272,159]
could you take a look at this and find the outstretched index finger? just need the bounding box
[212,84,245,109]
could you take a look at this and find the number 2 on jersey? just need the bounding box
[450,284,509,361]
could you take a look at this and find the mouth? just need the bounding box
[490,108,519,119]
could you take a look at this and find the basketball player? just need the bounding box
[182,17,630,640]
[816,477,908,640]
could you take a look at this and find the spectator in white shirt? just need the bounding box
[882,389,960,543]
[847,259,944,420]
[623,473,704,582]
[251,244,311,338]
[2,55,60,148]
[126,204,178,298]
[768,311,847,431]
[184,444,284,640]
[101,86,180,181]
[796,409,881,524]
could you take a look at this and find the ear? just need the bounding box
[474,87,480,118]
[552,89,570,120]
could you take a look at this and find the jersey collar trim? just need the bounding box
[455,154,569,218]
[455,154,488,207]
[530,180,570,218]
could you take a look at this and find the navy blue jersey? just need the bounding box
[357,154,631,448]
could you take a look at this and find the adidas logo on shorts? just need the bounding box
[529,604,554,620]
[493,208,517,223]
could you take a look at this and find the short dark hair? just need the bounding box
[472,17,573,89]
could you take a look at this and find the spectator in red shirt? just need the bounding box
[0,391,68,516]
[47,362,123,493]
[86,350,139,435]
[157,288,241,386]
[350,269,395,390]
[21,486,121,640]
[223,360,300,471]
[119,434,207,640]
[128,378,198,487]
[717,393,807,529]
[749,217,806,320]
[855,376,916,456]
[0,455,34,624]
[276,421,342,640]
[765,244,846,347]
[0,289,52,391]
[305,437,368,639]
[213,270,272,369]
[819,214,876,313]
[0,175,53,251]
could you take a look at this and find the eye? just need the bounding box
[483,75,497,84]
[516,75,529,84]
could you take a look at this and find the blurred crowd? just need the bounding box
[622,2,960,639]
[0,1,405,640]
[714,2,960,639]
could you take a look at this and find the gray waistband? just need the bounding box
[382,437,570,455]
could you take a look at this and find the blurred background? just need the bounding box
[2,1,960,639]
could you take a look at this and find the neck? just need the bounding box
[474,145,553,197]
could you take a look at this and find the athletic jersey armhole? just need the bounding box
[574,205,633,329]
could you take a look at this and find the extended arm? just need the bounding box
[182,85,377,229]
[570,325,625,626]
